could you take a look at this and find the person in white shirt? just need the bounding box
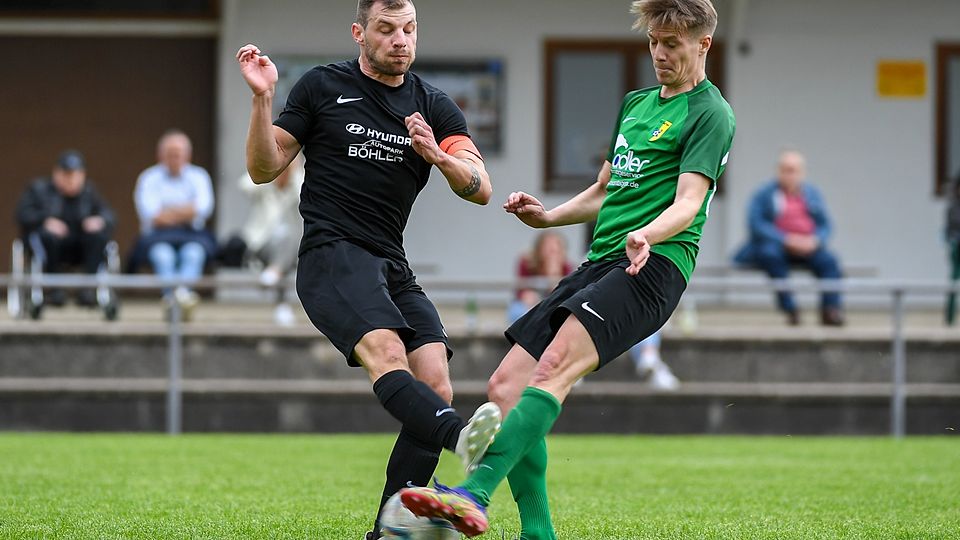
[134,129,215,318]
[226,155,304,325]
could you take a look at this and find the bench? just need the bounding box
[694,263,878,279]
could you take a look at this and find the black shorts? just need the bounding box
[296,241,451,366]
[505,252,686,370]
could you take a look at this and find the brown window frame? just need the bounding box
[543,38,726,193]
[0,1,219,20]
[936,43,960,195]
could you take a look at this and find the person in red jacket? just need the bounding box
[507,231,573,324]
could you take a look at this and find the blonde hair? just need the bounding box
[630,0,717,37]
[527,231,567,275]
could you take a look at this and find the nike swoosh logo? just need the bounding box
[476,464,494,471]
[435,407,455,417]
[336,95,363,104]
[581,301,605,321]
[623,116,637,123]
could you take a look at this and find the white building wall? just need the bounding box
[725,0,960,281]
[216,0,960,285]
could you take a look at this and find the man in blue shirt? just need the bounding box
[134,129,215,319]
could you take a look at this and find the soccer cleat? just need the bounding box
[399,480,488,537]
[455,401,501,474]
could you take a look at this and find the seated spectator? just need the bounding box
[15,150,115,307]
[945,175,960,325]
[134,130,215,319]
[629,329,679,390]
[220,155,304,326]
[734,149,844,326]
[507,231,572,324]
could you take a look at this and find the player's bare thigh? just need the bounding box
[530,314,599,403]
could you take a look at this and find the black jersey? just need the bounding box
[274,59,470,264]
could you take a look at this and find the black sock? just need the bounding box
[373,427,442,534]
[372,369,464,451]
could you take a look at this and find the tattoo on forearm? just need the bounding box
[456,164,482,198]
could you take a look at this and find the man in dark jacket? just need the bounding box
[734,150,843,326]
[15,150,116,306]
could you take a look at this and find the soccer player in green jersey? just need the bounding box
[399,0,735,537]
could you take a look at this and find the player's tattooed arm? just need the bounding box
[455,162,483,198]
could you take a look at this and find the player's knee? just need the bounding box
[362,340,408,375]
[426,378,453,404]
[487,374,508,407]
[487,365,518,408]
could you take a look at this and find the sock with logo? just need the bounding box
[372,369,464,452]
[373,427,443,535]
[508,437,557,540]
[461,386,562,506]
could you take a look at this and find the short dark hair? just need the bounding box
[356,0,412,27]
[631,0,718,37]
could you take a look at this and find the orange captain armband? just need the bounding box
[439,135,483,161]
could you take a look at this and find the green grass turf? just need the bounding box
[0,434,957,539]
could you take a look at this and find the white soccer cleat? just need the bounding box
[455,402,501,474]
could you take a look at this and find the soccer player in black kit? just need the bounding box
[236,1,501,538]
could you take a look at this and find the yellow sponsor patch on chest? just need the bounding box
[648,120,673,142]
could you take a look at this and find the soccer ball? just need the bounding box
[380,492,461,539]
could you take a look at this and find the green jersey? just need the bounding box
[588,79,735,281]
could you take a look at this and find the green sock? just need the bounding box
[509,437,557,540]
[461,386,562,506]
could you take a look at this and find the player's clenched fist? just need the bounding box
[236,44,278,97]
[405,112,443,164]
[503,191,549,228]
[625,230,650,275]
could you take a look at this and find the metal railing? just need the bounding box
[3,272,293,435]
[1,272,958,437]
[684,276,959,439]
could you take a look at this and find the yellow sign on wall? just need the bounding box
[876,60,926,98]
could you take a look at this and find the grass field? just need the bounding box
[1,434,957,539]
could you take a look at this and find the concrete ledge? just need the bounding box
[1,378,959,398]
[3,320,960,342]
[2,333,958,384]
[1,380,956,435]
